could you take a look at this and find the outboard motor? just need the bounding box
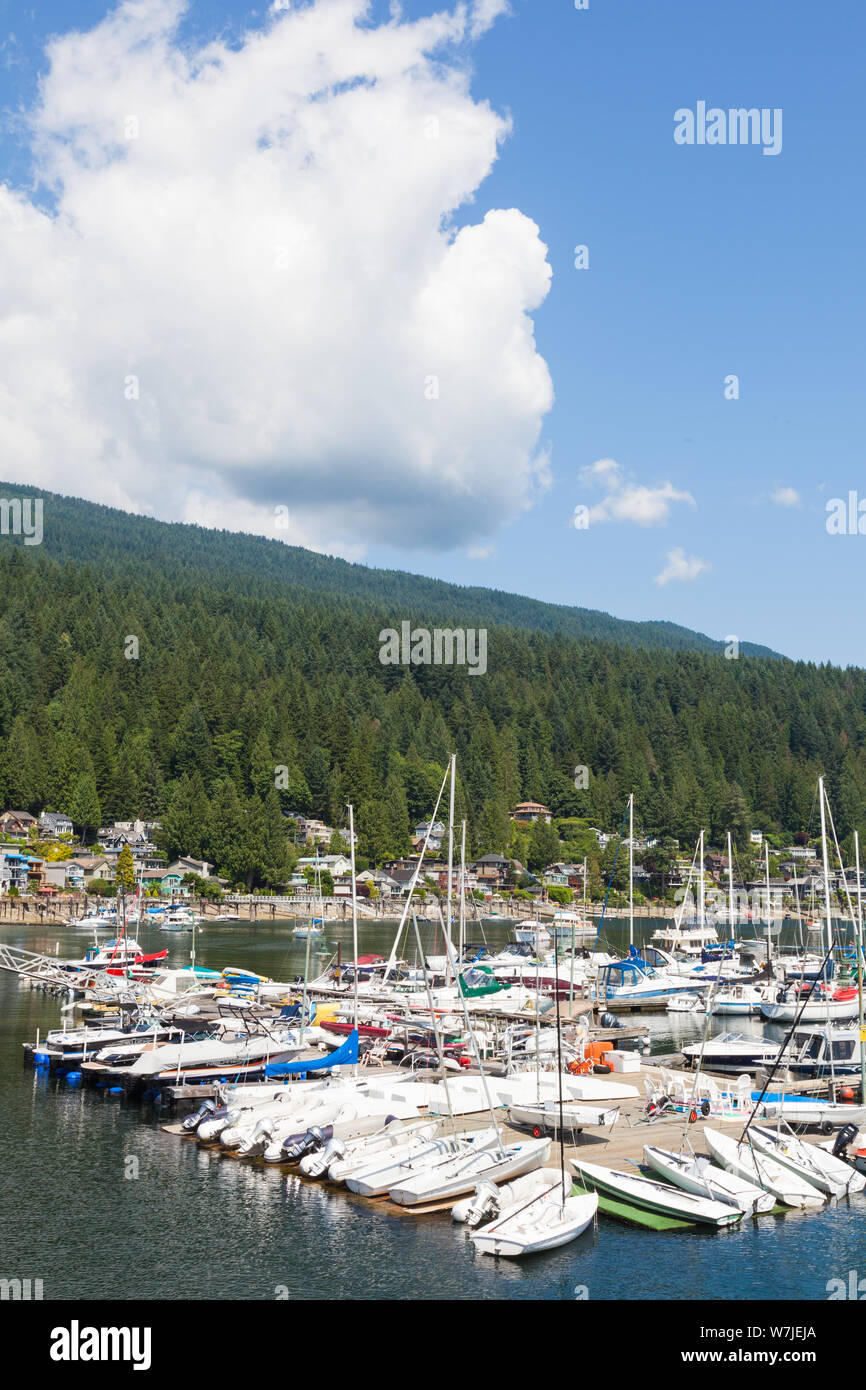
[182,1098,218,1132]
[282,1124,332,1162]
[464,1180,502,1229]
[832,1123,859,1159]
[301,1135,346,1178]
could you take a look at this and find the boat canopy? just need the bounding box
[264,1028,359,1076]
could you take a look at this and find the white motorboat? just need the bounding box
[126,1029,302,1082]
[682,1032,781,1075]
[452,1166,566,1224]
[642,1145,775,1214]
[571,1157,742,1227]
[760,992,860,1024]
[666,993,705,1014]
[160,905,200,931]
[388,1136,551,1207]
[596,954,705,1010]
[747,1124,865,1196]
[702,1126,825,1208]
[345,1128,502,1197]
[710,984,770,1017]
[514,921,552,949]
[507,1099,619,1135]
[257,1095,422,1161]
[294,921,325,939]
[470,1181,598,1258]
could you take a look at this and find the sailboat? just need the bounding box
[702,1126,825,1208]
[295,855,325,938]
[470,902,598,1256]
[642,1145,775,1215]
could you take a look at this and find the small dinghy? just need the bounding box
[470,1180,598,1258]
[507,1100,619,1137]
[703,1127,826,1208]
[345,1128,501,1197]
[301,1120,437,1179]
[642,1145,775,1214]
[747,1124,865,1197]
[755,1095,866,1130]
[388,1137,552,1207]
[571,1157,742,1228]
[452,1166,562,1225]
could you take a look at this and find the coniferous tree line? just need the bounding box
[0,491,861,889]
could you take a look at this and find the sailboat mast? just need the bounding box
[448,752,457,945]
[698,829,705,933]
[459,820,466,960]
[348,803,359,1054]
[819,774,833,958]
[855,830,865,1105]
[764,839,771,966]
[726,830,735,936]
[628,793,634,949]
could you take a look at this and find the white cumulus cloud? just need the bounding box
[771,486,801,508]
[579,458,694,527]
[654,547,709,587]
[0,0,552,556]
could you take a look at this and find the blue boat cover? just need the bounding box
[264,1028,359,1076]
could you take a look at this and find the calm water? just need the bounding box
[2,915,864,1301]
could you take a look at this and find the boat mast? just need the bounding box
[764,839,772,967]
[855,830,865,1105]
[628,793,634,949]
[698,828,705,935]
[458,819,466,961]
[819,774,833,959]
[348,803,359,1069]
[726,830,735,937]
[446,752,456,968]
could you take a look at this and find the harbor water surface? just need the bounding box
[3,916,865,1301]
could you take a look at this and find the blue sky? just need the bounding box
[1,0,863,664]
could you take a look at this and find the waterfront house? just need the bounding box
[68,855,113,886]
[297,854,353,878]
[471,853,510,889]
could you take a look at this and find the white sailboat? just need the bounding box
[642,1145,775,1215]
[747,1124,865,1197]
[702,1126,825,1208]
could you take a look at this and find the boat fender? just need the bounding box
[592,1063,611,1074]
[700,1099,711,1118]
[832,1123,859,1158]
[776,989,787,1003]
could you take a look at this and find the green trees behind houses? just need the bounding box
[0,491,864,889]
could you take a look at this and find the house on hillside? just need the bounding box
[471,853,511,889]
[509,801,552,825]
[38,811,74,838]
[0,811,36,841]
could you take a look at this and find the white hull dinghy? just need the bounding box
[507,1100,619,1136]
[760,997,859,1024]
[571,1157,742,1227]
[388,1136,552,1207]
[470,1181,598,1258]
[756,1096,866,1130]
[452,1166,565,1225]
[301,1120,438,1179]
[642,1145,775,1214]
[702,1127,825,1208]
[345,1128,501,1197]
[747,1125,865,1197]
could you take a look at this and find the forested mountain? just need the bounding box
[0,484,861,890]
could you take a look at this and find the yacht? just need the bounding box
[159,905,201,931]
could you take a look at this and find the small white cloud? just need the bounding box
[578,458,694,527]
[771,486,801,508]
[654,547,709,587]
[467,544,494,559]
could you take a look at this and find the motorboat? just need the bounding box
[702,1126,825,1208]
[595,953,708,1010]
[571,1158,742,1228]
[301,1119,438,1180]
[681,1032,781,1075]
[642,1145,775,1215]
[782,1024,866,1080]
[514,921,552,949]
[159,905,200,931]
[710,983,770,1017]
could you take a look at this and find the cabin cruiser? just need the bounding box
[59,938,164,972]
[782,1024,866,1080]
[594,950,706,1010]
[548,909,595,942]
[159,904,201,931]
[513,920,552,949]
[37,1020,180,1064]
[651,920,719,955]
[681,1031,782,1074]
